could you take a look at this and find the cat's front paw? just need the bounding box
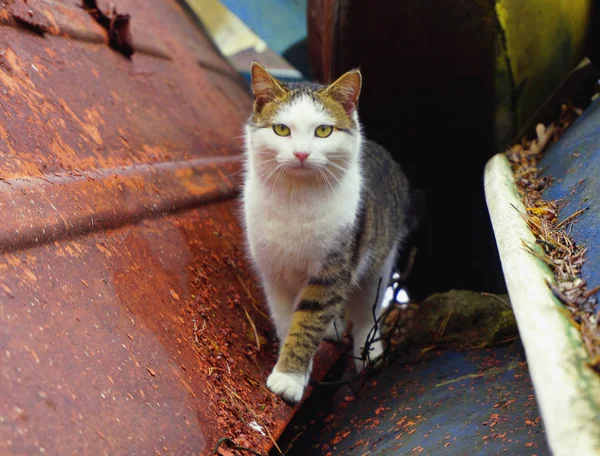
[266,367,307,404]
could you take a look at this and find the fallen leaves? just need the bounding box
[506,103,600,373]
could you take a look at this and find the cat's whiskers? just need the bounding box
[258,158,280,175]
[271,165,286,197]
[261,162,283,182]
[318,165,338,199]
[322,165,342,189]
[327,161,348,176]
[317,168,331,201]
[258,157,278,168]
[226,168,245,179]
[327,154,350,160]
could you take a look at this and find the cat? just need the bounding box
[241,62,412,404]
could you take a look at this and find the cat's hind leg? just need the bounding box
[347,246,397,371]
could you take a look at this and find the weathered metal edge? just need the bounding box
[484,153,600,455]
[0,156,241,253]
[0,0,172,60]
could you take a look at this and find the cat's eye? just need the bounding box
[273,124,291,137]
[315,125,333,138]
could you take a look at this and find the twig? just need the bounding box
[555,208,588,229]
[223,385,282,454]
[356,277,386,371]
[314,274,401,394]
[582,285,600,300]
[192,318,200,347]
[244,309,261,351]
[284,429,306,455]
[480,292,511,308]
[212,437,263,456]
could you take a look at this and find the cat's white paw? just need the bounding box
[266,368,307,404]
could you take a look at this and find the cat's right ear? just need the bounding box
[324,68,362,115]
[251,62,286,111]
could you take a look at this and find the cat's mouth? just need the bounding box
[284,161,317,175]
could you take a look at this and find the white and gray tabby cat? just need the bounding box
[241,62,411,403]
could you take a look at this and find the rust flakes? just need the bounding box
[81,0,134,58]
[34,4,60,35]
[49,135,79,165]
[0,49,13,74]
[7,0,50,36]
[0,0,338,451]
[57,98,104,146]
[43,47,57,59]
[0,122,8,140]
[0,7,11,23]
[23,270,37,283]
[141,144,167,162]
[95,243,112,257]
[25,346,40,364]
[0,48,20,90]
[0,282,12,295]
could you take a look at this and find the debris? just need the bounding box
[315,285,518,393]
[81,0,134,58]
[506,103,600,373]
[248,421,266,436]
[383,290,517,352]
[0,50,13,74]
[244,309,261,351]
[212,437,264,456]
[8,1,50,36]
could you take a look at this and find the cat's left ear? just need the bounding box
[324,69,362,115]
[251,62,287,111]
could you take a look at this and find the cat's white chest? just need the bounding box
[253,217,327,286]
[243,178,359,293]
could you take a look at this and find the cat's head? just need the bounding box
[245,62,362,186]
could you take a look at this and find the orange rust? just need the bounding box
[0,1,340,454]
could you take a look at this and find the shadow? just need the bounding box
[319,0,508,299]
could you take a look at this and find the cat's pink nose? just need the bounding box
[294,152,310,162]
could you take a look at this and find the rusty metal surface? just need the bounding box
[307,0,335,83]
[0,1,339,454]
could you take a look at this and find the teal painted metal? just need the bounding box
[220,0,307,55]
[277,343,549,455]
